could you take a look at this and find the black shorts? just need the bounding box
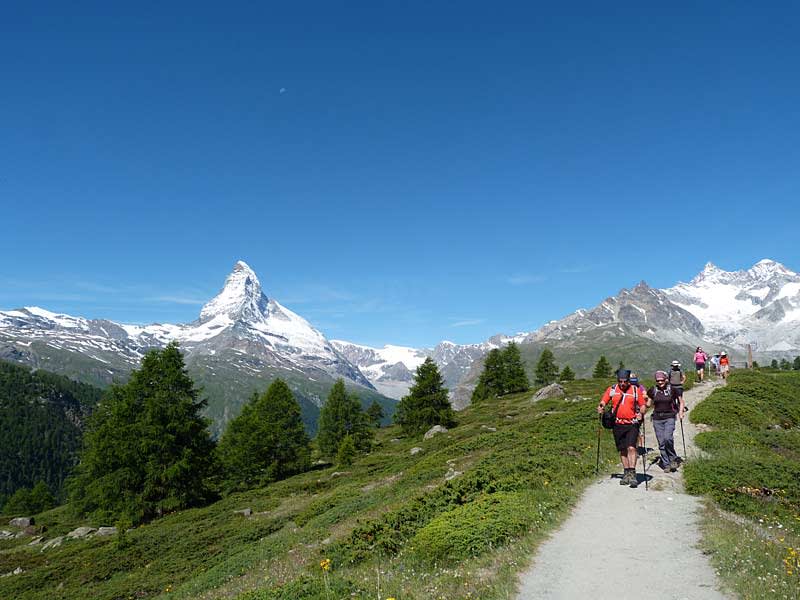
[613,423,640,451]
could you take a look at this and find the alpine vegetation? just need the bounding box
[395,357,456,434]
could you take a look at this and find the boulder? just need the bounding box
[423,425,448,440]
[409,447,423,455]
[481,425,497,432]
[1,566,24,578]
[234,508,252,517]
[66,527,96,539]
[28,536,44,546]
[532,383,565,401]
[330,471,350,478]
[0,530,13,540]
[95,527,118,537]
[41,536,64,550]
[444,467,463,481]
[9,517,34,527]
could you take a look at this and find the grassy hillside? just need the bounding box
[0,378,619,600]
[685,370,800,597]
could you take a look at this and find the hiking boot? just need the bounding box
[669,461,679,472]
[628,473,639,488]
[619,469,632,485]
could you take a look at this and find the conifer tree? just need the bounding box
[366,400,384,428]
[502,342,530,394]
[336,435,357,467]
[316,380,373,457]
[69,343,216,524]
[593,355,613,378]
[559,365,575,382]
[793,356,800,370]
[780,358,791,370]
[771,359,779,369]
[217,379,311,491]
[471,348,505,402]
[395,358,455,434]
[534,348,559,385]
[752,361,759,369]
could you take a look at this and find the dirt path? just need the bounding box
[516,378,729,600]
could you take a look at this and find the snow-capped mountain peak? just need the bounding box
[199,260,268,323]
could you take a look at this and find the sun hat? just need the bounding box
[654,370,668,381]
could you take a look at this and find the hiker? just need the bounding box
[597,369,647,487]
[646,371,685,471]
[719,351,730,379]
[710,353,720,378]
[668,360,686,395]
[694,347,708,382]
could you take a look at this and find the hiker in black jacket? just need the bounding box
[646,370,685,472]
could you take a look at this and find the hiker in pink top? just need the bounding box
[694,346,708,382]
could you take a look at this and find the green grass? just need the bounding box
[0,378,620,600]
[686,370,800,598]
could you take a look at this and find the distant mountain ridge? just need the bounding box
[1,259,797,416]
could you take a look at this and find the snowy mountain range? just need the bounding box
[1,258,797,422]
[0,262,390,434]
[333,259,800,399]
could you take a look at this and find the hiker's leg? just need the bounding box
[662,418,678,464]
[653,418,670,467]
[620,450,630,469]
[626,446,638,468]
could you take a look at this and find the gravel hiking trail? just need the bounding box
[517,378,729,600]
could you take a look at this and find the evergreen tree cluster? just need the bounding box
[69,343,217,524]
[316,379,374,460]
[0,359,101,511]
[471,343,530,403]
[217,380,311,492]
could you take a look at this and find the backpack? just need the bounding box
[649,384,679,413]
[601,384,640,429]
[669,368,683,386]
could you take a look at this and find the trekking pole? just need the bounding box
[595,415,601,475]
[641,417,648,491]
[679,416,687,460]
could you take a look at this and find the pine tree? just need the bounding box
[534,348,559,385]
[336,435,357,467]
[316,380,373,458]
[593,355,613,378]
[752,361,760,369]
[502,342,530,394]
[771,359,779,369]
[217,379,311,491]
[780,358,791,370]
[559,365,575,381]
[395,358,455,434]
[68,343,216,524]
[471,348,505,402]
[793,356,800,370]
[366,401,384,428]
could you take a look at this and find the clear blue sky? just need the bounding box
[2,2,799,347]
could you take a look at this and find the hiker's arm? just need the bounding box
[677,395,686,419]
[597,389,611,413]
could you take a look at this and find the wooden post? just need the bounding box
[746,344,753,369]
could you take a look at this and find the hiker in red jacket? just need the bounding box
[597,369,647,487]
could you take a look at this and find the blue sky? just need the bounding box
[2,2,799,347]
